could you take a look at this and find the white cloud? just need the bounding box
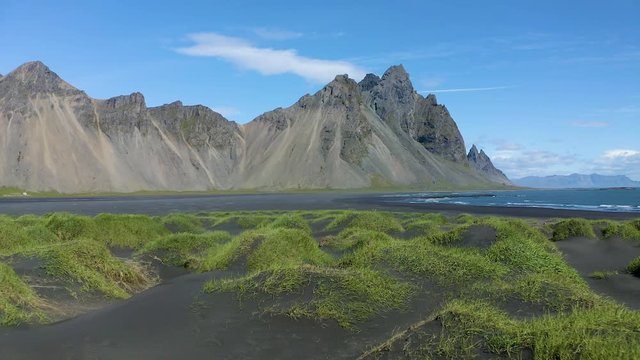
[570,120,609,128]
[591,149,640,180]
[487,144,578,179]
[419,85,514,94]
[602,149,640,159]
[496,143,523,151]
[252,27,302,41]
[176,32,366,83]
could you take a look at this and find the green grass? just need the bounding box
[602,219,640,243]
[94,214,168,248]
[36,240,152,298]
[266,213,311,233]
[0,216,60,256]
[201,227,332,272]
[325,211,404,234]
[44,213,98,241]
[321,228,394,251]
[161,213,205,233]
[139,231,232,268]
[402,213,448,235]
[206,265,413,329]
[2,207,640,356]
[626,257,640,277]
[475,218,598,310]
[550,218,597,241]
[0,262,45,326]
[589,270,618,279]
[434,299,640,360]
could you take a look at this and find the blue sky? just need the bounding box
[2,0,639,179]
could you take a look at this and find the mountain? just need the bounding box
[466,145,510,184]
[0,61,509,193]
[513,174,640,189]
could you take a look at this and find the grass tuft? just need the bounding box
[37,240,152,298]
[0,262,45,326]
[589,270,618,280]
[326,211,404,234]
[94,214,168,248]
[550,218,596,241]
[44,213,97,241]
[626,257,640,277]
[139,231,232,268]
[206,265,413,329]
[162,213,205,234]
[436,299,640,360]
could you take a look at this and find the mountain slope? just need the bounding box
[513,174,640,189]
[0,61,508,193]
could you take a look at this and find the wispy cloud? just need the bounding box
[570,120,609,128]
[252,27,302,41]
[176,32,366,83]
[419,77,445,88]
[603,149,640,159]
[210,106,240,118]
[419,85,514,94]
[614,105,640,114]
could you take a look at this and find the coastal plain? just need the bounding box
[0,194,639,359]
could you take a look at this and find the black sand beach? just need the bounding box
[1,192,638,219]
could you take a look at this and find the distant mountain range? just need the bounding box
[513,174,640,189]
[0,61,509,193]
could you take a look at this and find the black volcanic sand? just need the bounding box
[556,236,640,309]
[0,269,449,359]
[1,192,639,219]
[457,225,497,250]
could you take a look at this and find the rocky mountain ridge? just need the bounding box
[0,61,509,192]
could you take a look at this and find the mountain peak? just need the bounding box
[3,60,75,93]
[425,93,438,105]
[319,74,360,101]
[358,73,381,92]
[382,64,409,78]
[469,144,479,155]
[467,145,510,184]
[103,92,147,110]
[11,61,58,80]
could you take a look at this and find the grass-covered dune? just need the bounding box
[1,210,639,359]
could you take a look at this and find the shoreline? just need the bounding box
[0,192,637,219]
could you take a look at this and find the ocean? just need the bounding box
[386,188,640,213]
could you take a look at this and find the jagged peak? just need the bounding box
[103,92,147,109]
[382,64,409,79]
[330,74,352,83]
[425,93,438,105]
[467,144,490,161]
[319,74,360,98]
[378,64,415,94]
[164,100,184,108]
[358,73,381,92]
[468,144,479,155]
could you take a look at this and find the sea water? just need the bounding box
[386,188,640,213]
